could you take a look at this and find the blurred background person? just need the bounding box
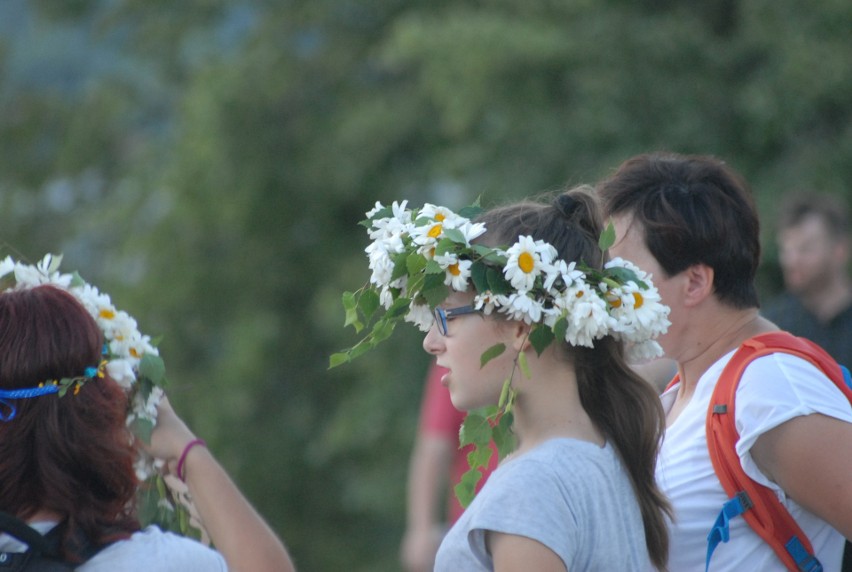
[763,191,852,368]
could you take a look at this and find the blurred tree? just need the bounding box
[1,0,850,568]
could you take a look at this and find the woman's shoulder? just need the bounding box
[79,526,228,572]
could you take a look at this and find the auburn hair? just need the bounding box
[0,285,139,560]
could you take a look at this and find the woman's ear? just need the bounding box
[682,263,715,307]
[509,321,532,352]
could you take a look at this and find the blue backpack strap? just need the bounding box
[704,493,824,572]
[706,492,753,572]
[785,536,823,572]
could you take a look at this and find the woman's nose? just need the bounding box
[422,323,443,355]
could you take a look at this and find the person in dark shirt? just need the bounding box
[763,191,852,368]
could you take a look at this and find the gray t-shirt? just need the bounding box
[434,438,651,571]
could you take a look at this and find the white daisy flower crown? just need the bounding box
[1,253,207,538]
[0,254,166,479]
[331,200,671,367]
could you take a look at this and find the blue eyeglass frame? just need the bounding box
[433,304,480,335]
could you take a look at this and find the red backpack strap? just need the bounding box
[705,331,852,571]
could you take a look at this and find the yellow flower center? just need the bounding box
[435,213,446,222]
[518,252,535,274]
[448,263,461,276]
[609,297,623,308]
[99,309,116,320]
[428,223,443,238]
[130,348,140,358]
[633,292,644,309]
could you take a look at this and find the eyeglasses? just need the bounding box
[433,305,480,336]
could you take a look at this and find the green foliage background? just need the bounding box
[1,1,850,569]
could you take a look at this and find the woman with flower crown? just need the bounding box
[0,277,294,570]
[337,186,672,570]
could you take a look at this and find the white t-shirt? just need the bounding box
[435,438,652,571]
[0,524,227,571]
[659,350,852,571]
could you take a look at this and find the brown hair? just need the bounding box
[0,285,139,560]
[476,186,671,570]
[598,152,761,309]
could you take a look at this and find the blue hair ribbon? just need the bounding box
[0,363,104,422]
[0,385,60,421]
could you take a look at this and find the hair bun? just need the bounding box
[555,193,581,219]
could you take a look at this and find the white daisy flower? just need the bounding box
[0,256,14,279]
[405,301,434,332]
[434,253,472,291]
[542,259,585,292]
[457,220,487,245]
[365,201,385,218]
[608,281,670,342]
[496,292,544,325]
[14,255,72,288]
[473,291,500,315]
[106,359,136,390]
[503,235,557,293]
[557,283,613,347]
[366,244,396,287]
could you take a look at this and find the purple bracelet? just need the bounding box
[176,438,206,482]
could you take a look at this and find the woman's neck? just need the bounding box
[508,353,604,456]
[676,307,774,394]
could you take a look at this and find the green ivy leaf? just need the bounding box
[604,265,641,284]
[371,319,395,343]
[348,341,374,361]
[69,271,86,288]
[442,227,466,244]
[139,354,166,386]
[528,325,555,356]
[492,412,515,459]
[480,343,506,368]
[390,251,409,281]
[470,261,489,293]
[458,204,484,220]
[406,252,428,276]
[434,237,457,256]
[466,444,493,469]
[599,220,616,251]
[328,352,350,369]
[518,350,531,378]
[358,289,380,321]
[497,378,511,409]
[459,413,492,448]
[343,292,363,332]
[454,468,482,508]
[553,315,568,343]
[387,296,411,318]
[485,267,513,295]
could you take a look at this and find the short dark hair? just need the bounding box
[597,152,760,309]
[777,191,850,240]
